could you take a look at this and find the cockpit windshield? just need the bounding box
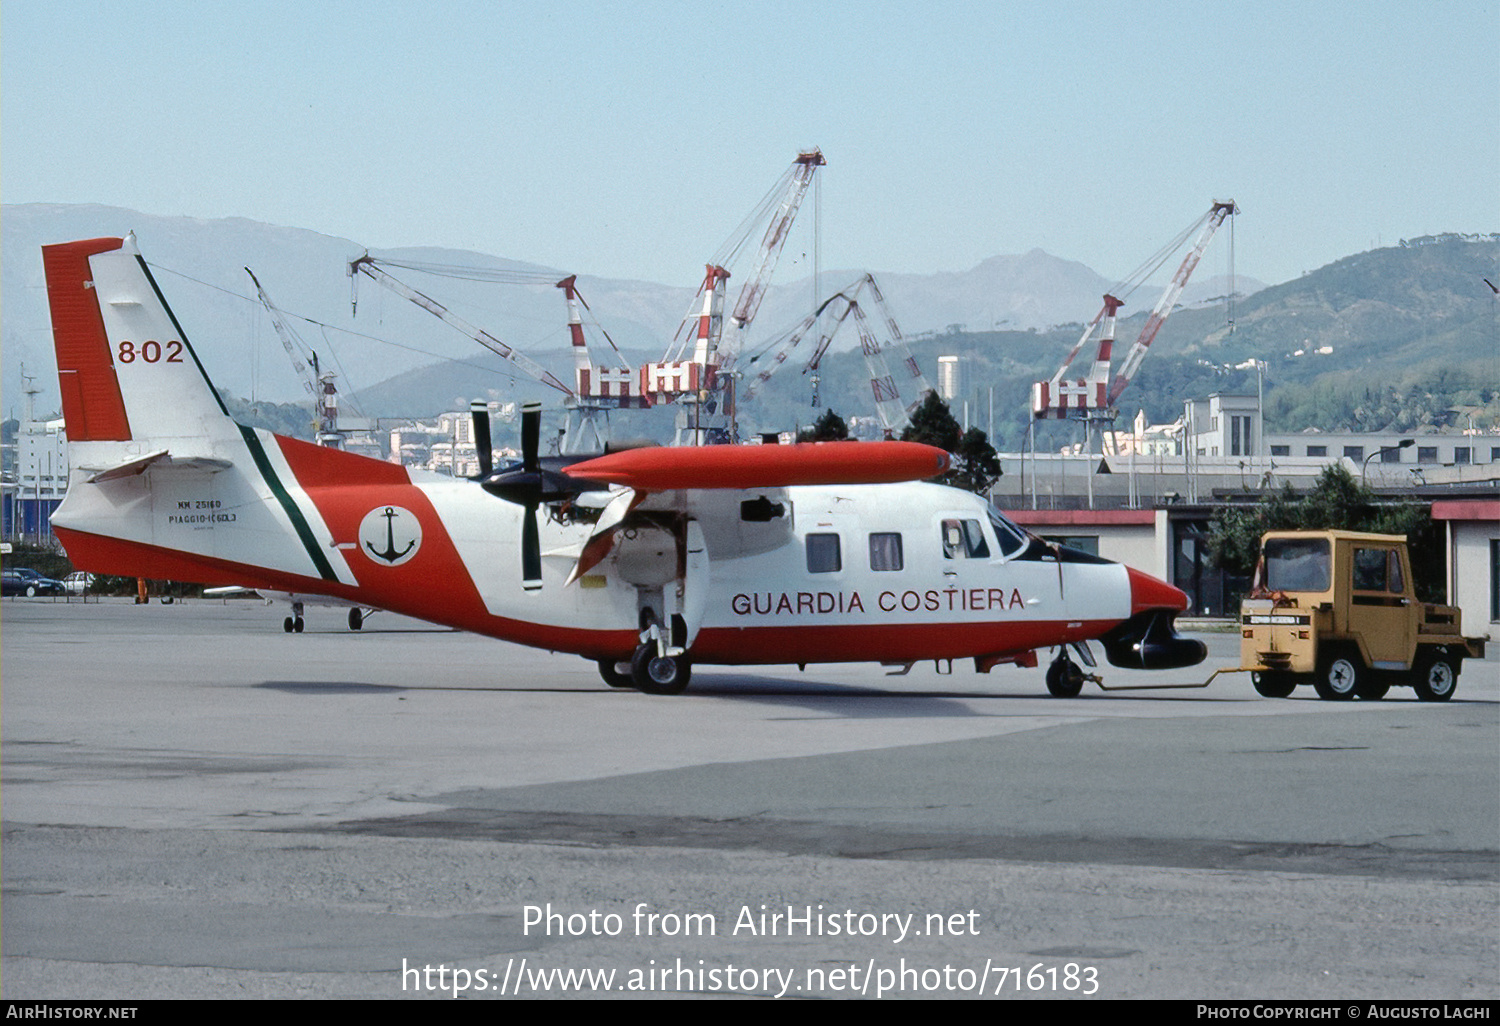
[986,505,1029,558]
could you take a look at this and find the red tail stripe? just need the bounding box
[43,238,132,441]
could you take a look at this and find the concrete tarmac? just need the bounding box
[2,597,1496,1000]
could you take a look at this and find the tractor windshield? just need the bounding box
[1262,537,1331,593]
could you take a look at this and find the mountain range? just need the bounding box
[2,203,1258,420]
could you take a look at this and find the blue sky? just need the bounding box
[4,0,1496,287]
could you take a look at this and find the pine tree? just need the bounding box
[900,392,1000,495]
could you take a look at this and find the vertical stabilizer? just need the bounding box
[43,233,233,453]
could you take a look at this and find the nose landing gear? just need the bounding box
[1045,646,1101,697]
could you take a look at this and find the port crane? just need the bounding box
[348,255,639,452]
[744,272,933,434]
[655,148,826,444]
[246,267,347,449]
[1031,200,1237,433]
[347,150,825,449]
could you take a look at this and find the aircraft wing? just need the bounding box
[562,440,947,491]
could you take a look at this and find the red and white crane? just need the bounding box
[655,148,826,443]
[347,256,639,451]
[1031,199,1237,421]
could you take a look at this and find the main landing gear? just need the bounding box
[597,609,693,695]
[280,602,372,633]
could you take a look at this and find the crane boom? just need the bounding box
[1107,200,1236,405]
[349,255,574,396]
[1031,200,1236,419]
[246,267,344,447]
[742,272,932,432]
[720,148,826,367]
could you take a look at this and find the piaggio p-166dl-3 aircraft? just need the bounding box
[42,235,1207,695]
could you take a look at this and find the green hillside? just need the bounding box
[738,236,1499,449]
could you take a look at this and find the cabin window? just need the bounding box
[1386,550,1404,594]
[806,533,842,574]
[868,533,903,571]
[941,519,990,559]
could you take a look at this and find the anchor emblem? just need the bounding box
[358,505,421,566]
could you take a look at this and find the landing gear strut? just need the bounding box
[283,601,305,634]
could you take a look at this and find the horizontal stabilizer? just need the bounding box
[83,450,233,483]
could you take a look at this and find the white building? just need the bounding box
[936,355,964,401]
[4,414,69,544]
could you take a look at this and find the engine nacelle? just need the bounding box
[1102,610,1207,670]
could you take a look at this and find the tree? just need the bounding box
[1208,465,1441,602]
[796,409,849,442]
[951,427,1002,494]
[900,391,960,450]
[900,392,1000,495]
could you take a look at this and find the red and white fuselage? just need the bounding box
[43,235,1198,686]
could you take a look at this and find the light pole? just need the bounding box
[1362,438,1414,484]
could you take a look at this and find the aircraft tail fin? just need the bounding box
[43,234,233,449]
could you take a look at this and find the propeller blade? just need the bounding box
[522,504,542,591]
[521,401,541,473]
[470,401,493,478]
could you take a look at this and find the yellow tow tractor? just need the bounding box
[1232,530,1485,701]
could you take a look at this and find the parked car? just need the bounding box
[63,571,95,595]
[2,568,68,597]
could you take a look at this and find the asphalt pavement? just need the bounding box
[2,597,1495,1000]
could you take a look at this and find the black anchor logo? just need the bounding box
[365,506,416,564]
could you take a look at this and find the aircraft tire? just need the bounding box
[1313,650,1360,701]
[598,659,635,689]
[349,608,363,631]
[631,644,691,695]
[1045,658,1084,698]
[283,616,295,633]
[1251,672,1297,698]
[1413,651,1459,702]
[293,617,304,634]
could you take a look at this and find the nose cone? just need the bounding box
[1126,566,1190,615]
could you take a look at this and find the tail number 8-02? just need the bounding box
[118,340,184,364]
